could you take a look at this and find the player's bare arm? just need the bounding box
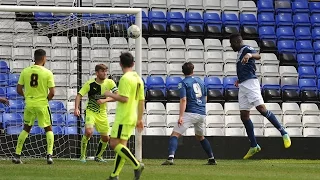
[178,97,187,127]
[74,93,82,116]
[47,87,55,100]
[241,53,261,64]
[136,100,144,132]
[0,97,9,106]
[104,91,128,103]
[97,91,118,104]
[17,84,24,97]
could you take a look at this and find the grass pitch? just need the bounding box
[0,159,320,180]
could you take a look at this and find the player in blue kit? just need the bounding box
[162,62,217,166]
[230,33,291,159]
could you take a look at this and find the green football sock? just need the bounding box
[114,144,140,170]
[80,136,90,158]
[15,130,29,155]
[95,139,108,158]
[46,131,54,155]
[111,153,126,177]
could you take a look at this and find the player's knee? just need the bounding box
[171,131,181,138]
[44,126,52,132]
[85,129,93,138]
[256,104,267,115]
[23,124,32,133]
[240,111,250,121]
[195,135,204,141]
[101,135,109,143]
[109,138,119,149]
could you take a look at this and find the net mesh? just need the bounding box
[0,11,136,160]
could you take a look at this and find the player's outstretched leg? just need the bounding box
[80,127,93,163]
[162,132,180,165]
[241,111,261,159]
[256,105,291,148]
[12,125,31,164]
[44,126,54,164]
[95,136,109,163]
[196,135,217,165]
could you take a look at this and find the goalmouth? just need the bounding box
[0,5,143,161]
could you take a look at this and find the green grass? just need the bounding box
[0,159,320,180]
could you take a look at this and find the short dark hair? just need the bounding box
[182,62,194,75]
[95,64,108,72]
[229,33,242,42]
[120,52,134,68]
[34,49,46,61]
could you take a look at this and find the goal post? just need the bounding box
[0,5,143,161]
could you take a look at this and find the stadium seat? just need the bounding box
[257,0,274,13]
[64,126,78,135]
[205,64,223,76]
[107,102,117,114]
[298,66,316,79]
[166,0,185,9]
[299,79,318,102]
[129,37,148,50]
[92,0,111,7]
[166,63,182,75]
[14,22,33,34]
[281,77,300,102]
[33,36,51,48]
[146,102,166,115]
[147,76,165,90]
[193,63,205,76]
[293,14,310,28]
[225,128,245,136]
[311,14,320,28]
[275,1,292,14]
[0,74,8,86]
[223,76,238,102]
[297,54,315,67]
[222,39,233,51]
[224,102,240,115]
[166,38,185,50]
[225,116,244,128]
[30,126,43,135]
[166,103,179,115]
[261,65,280,77]
[204,39,223,51]
[6,126,23,135]
[0,61,9,74]
[260,53,279,65]
[49,101,67,113]
[204,76,224,103]
[90,37,109,49]
[283,115,302,128]
[66,114,79,127]
[146,115,166,127]
[276,13,293,27]
[303,128,320,137]
[185,51,204,63]
[204,13,222,39]
[146,89,166,102]
[276,27,294,40]
[279,53,297,67]
[277,40,296,54]
[52,113,65,126]
[3,113,23,127]
[145,127,166,136]
[240,13,258,40]
[166,51,185,63]
[204,51,223,64]
[222,13,240,37]
[12,47,32,61]
[0,20,14,33]
[7,100,24,113]
[186,12,204,38]
[258,13,275,26]
[185,0,203,10]
[282,102,301,115]
[224,64,237,76]
[148,63,167,75]
[206,128,225,136]
[166,12,186,38]
[312,27,320,41]
[54,74,68,87]
[0,33,13,47]
[302,116,320,127]
[250,115,264,128]
[166,114,178,127]
[262,77,282,102]
[52,36,71,48]
[309,2,320,14]
[6,87,23,100]
[148,38,166,50]
[148,50,166,63]
[166,76,182,90]
[206,103,224,116]
[239,1,257,13]
[52,126,64,135]
[286,128,303,137]
[296,41,314,54]
[264,127,281,137]
[221,0,239,11]
[185,39,204,51]
[300,103,320,115]
[292,1,309,14]
[109,37,128,49]
[13,36,32,48]
[149,11,167,37]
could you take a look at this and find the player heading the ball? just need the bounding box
[12,49,55,164]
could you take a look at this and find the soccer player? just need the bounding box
[12,49,55,164]
[229,33,291,159]
[162,62,216,166]
[104,52,145,180]
[74,64,118,163]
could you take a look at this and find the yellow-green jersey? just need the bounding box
[18,65,55,108]
[79,78,118,114]
[115,71,145,126]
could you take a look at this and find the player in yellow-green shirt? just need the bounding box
[74,64,118,163]
[104,52,145,180]
[12,49,55,164]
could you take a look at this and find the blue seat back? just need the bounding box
[52,113,65,126]
[296,40,314,53]
[8,74,19,86]
[259,26,276,39]
[6,126,23,135]
[277,40,296,53]
[293,13,310,27]
[7,100,24,112]
[310,2,320,14]
[205,77,223,89]
[292,1,309,13]
[0,87,5,97]
[64,126,77,135]
[223,77,238,89]
[3,113,23,127]
[258,13,275,26]
[166,76,182,90]
[186,12,204,23]
[0,74,8,86]
[295,27,311,40]
[49,100,67,113]
[276,14,293,27]
[147,76,165,89]
[204,13,221,24]
[0,61,9,73]
[298,66,316,78]
[299,79,317,89]
[311,14,320,26]
[276,27,294,39]
[222,13,239,25]
[149,11,166,22]
[6,87,20,99]
[258,0,274,13]
[52,126,64,135]
[167,12,185,23]
[66,114,79,126]
[30,126,43,134]
[312,27,320,40]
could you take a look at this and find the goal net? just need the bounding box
[0,6,143,161]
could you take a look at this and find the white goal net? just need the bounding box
[0,6,143,161]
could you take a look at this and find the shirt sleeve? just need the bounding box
[203,85,207,97]
[247,46,257,54]
[118,77,131,98]
[178,82,187,99]
[47,71,55,88]
[138,79,145,101]
[78,81,90,96]
[18,70,24,85]
[108,80,118,93]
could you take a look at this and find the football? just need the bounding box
[127,24,141,39]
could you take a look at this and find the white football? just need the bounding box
[127,25,141,39]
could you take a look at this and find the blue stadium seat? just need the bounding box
[3,113,23,127]
[222,13,240,36]
[8,74,19,87]
[166,76,182,90]
[316,67,320,78]
[0,61,9,73]
[223,76,238,102]
[292,1,309,14]
[64,126,77,135]
[277,40,296,53]
[310,2,320,14]
[257,0,274,13]
[204,77,224,103]
[6,87,23,100]
[299,79,318,102]
[298,66,316,79]
[0,87,5,97]
[52,113,65,126]
[130,11,149,33]
[149,11,167,36]
[0,103,6,113]
[275,1,292,14]
[296,41,314,54]
[312,27,320,41]
[240,13,258,39]
[34,12,54,26]
[52,126,64,135]
[6,126,23,135]
[258,13,275,26]
[0,74,8,86]
[276,27,295,40]
[293,13,311,28]
[91,14,111,31]
[204,13,222,39]
[167,12,186,37]
[110,14,130,31]
[66,114,79,126]
[313,41,320,54]
[315,54,320,66]
[186,12,204,38]
[276,13,293,27]
[147,76,165,90]
[49,100,67,113]
[7,100,24,113]
[297,54,315,67]
[0,113,2,128]
[259,26,276,40]
[295,27,312,40]
[30,126,43,135]
[311,14,320,28]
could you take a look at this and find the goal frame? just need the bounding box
[0,5,143,161]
